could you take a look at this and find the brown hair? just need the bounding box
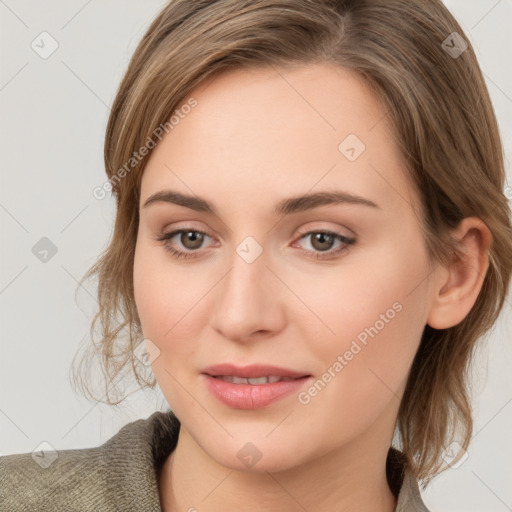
[71,0,512,482]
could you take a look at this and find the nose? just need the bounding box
[210,240,286,343]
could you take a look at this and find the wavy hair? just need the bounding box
[71,0,512,482]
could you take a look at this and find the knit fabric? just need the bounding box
[0,410,430,511]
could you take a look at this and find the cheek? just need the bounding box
[294,239,430,361]
[133,241,218,364]
[134,243,190,343]
[133,240,222,413]
[292,240,430,433]
[297,299,425,449]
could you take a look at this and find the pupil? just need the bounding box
[313,233,333,251]
[183,231,203,249]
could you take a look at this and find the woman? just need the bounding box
[1,0,511,510]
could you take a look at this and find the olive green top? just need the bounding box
[0,410,430,511]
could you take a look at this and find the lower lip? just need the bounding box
[203,374,312,409]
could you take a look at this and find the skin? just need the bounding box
[133,62,491,511]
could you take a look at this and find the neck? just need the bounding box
[159,417,397,512]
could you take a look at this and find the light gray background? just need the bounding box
[1,1,511,510]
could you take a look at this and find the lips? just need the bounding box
[214,375,298,384]
[202,363,310,380]
[201,364,312,409]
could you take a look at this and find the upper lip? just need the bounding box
[202,363,310,379]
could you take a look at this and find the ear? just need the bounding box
[427,217,492,329]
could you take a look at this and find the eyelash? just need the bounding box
[156,228,356,261]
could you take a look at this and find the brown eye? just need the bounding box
[179,230,205,250]
[157,227,355,262]
[309,232,336,252]
[294,230,356,261]
[156,228,212,259]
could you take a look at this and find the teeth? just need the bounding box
[247,377,268,385]
[215,375,296,384]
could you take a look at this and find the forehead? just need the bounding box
[140,62,417,217]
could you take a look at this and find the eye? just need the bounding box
[293,230,356,260]
[156,228,214,260]
[156,228,356,261]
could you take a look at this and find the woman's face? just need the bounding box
[134,62,439,471]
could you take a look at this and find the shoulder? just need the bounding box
[0,410,180,512]
[0,444,108,512]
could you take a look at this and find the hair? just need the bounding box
[71,0,512,483]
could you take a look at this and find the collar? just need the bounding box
[110,410,430,511]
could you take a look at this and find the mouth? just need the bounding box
[201,364,312,409]
[210,375,303,384]
[202,363,310,381]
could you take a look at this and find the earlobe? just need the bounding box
[427,217,492,330]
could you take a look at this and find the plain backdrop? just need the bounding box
[1,1,511,510]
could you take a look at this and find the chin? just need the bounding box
[189,424,316,474]
[211,443,306,474]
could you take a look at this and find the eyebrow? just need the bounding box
[142,189,380,215]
